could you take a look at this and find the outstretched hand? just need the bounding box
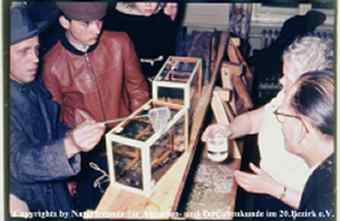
[64,119,105,158]
[70,120,105,152]
[234,163,281,196]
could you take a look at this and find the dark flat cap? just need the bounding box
[57,2,108,22]
[11,5,48,45]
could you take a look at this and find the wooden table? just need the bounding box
[179,36,252,220]
[84,32,230,220]
[183,155,242,220]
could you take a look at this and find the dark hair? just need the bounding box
[290,70,334,136]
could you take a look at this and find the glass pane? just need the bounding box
[112,143,143,190]
[157,87,185,105]
[115,114,152,141]
[157,58,196,83]
[150,114,185,183]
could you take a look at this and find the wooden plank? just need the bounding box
[214,87,231,102]
[221,66,234,90]
[169,56,202,63]
[228,39,253,91]
[222,61,253,112]
[222,62,243,76]
[211,90,229,124]
[220,68,238,115]
[85,32,230,219]
[226,42,254,111]
[211,89,241,160]
[231,75,253,110]
[153,100,183,110]
[230,37,241,47]
[184,151,241,220]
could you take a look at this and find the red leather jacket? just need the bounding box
[43,31,149,126]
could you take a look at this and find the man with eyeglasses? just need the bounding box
[273,109,309,134]
[42,2,149,210]
[202,35,333,214]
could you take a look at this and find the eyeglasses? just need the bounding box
[273,110,309,134]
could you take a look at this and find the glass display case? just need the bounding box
[152,56,203,115]
[105,100,189,196]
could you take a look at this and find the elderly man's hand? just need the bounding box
[234,163,283,197]
[71,121,105,152]
[163,3,178,21]
[64,121,105,157]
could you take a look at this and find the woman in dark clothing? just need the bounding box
[235,71,335,220]
[104,2,179,80]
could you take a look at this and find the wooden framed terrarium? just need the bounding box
[105,100,189,196]
[152,56,203,113]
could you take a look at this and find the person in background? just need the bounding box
[25,0,62,56]
[104,2,181,84]
[42,1,150,211]
[235,71,335,220]
[249,10,327,106]
[202,35,333,213]
[10,5,104,215]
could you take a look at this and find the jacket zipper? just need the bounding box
[84,53,107,121]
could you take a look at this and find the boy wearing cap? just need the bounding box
[9,5,105,214]
[42,2,149,210]
[43,2,149,127]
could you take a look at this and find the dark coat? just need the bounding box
[104,10,177,78]
[297,154,335,220]
[10,79,81,213]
